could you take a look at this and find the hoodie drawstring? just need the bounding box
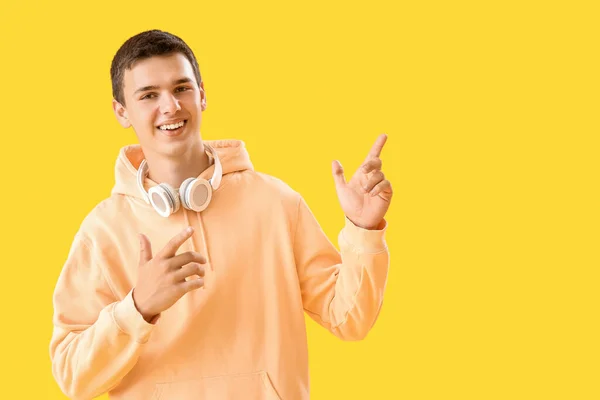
[196,212,213,272]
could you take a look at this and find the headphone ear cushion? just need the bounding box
[185,179,213,212]
[161,183,181,213]
[148,183,180,217]
[179,177,196,209]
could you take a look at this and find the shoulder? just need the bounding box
[227,169,302,203]
[75,194,133,252]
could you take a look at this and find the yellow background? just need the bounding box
[0,0,598,399]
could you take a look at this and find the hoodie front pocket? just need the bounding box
[151,371,281,400]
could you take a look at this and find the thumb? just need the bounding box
[139,233,153,266]
[332,160,347,189]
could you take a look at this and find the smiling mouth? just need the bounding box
[156,120,188,136]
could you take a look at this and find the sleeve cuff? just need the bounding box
[341,217,388,253]
[112,289,158,343]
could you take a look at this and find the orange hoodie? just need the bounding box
[50,139,390,400]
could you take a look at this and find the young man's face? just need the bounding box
[113,52,206,158]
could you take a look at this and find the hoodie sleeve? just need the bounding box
[49,233,157,399]
[293,195,390,341]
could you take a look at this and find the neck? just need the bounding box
[143,143,212,188]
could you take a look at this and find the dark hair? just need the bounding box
[110,30,202,106]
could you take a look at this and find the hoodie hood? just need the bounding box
[111,139,254,200]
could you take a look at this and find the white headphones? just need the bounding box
[136,144,223,217]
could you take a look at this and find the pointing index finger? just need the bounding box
[160,227,194,258]
[365,134,388,161]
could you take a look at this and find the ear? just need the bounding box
[200,81,207,111]
[112,99,131,128]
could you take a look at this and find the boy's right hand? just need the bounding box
[132,227,206,322]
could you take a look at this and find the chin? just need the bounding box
[160,137,202,158]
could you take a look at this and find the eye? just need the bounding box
[140,93,156,100]
[176,86,190,93]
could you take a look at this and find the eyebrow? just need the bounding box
[133,78,195,95]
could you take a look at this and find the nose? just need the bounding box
[159,93,181,114]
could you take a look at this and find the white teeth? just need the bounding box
[159,121,185,130]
